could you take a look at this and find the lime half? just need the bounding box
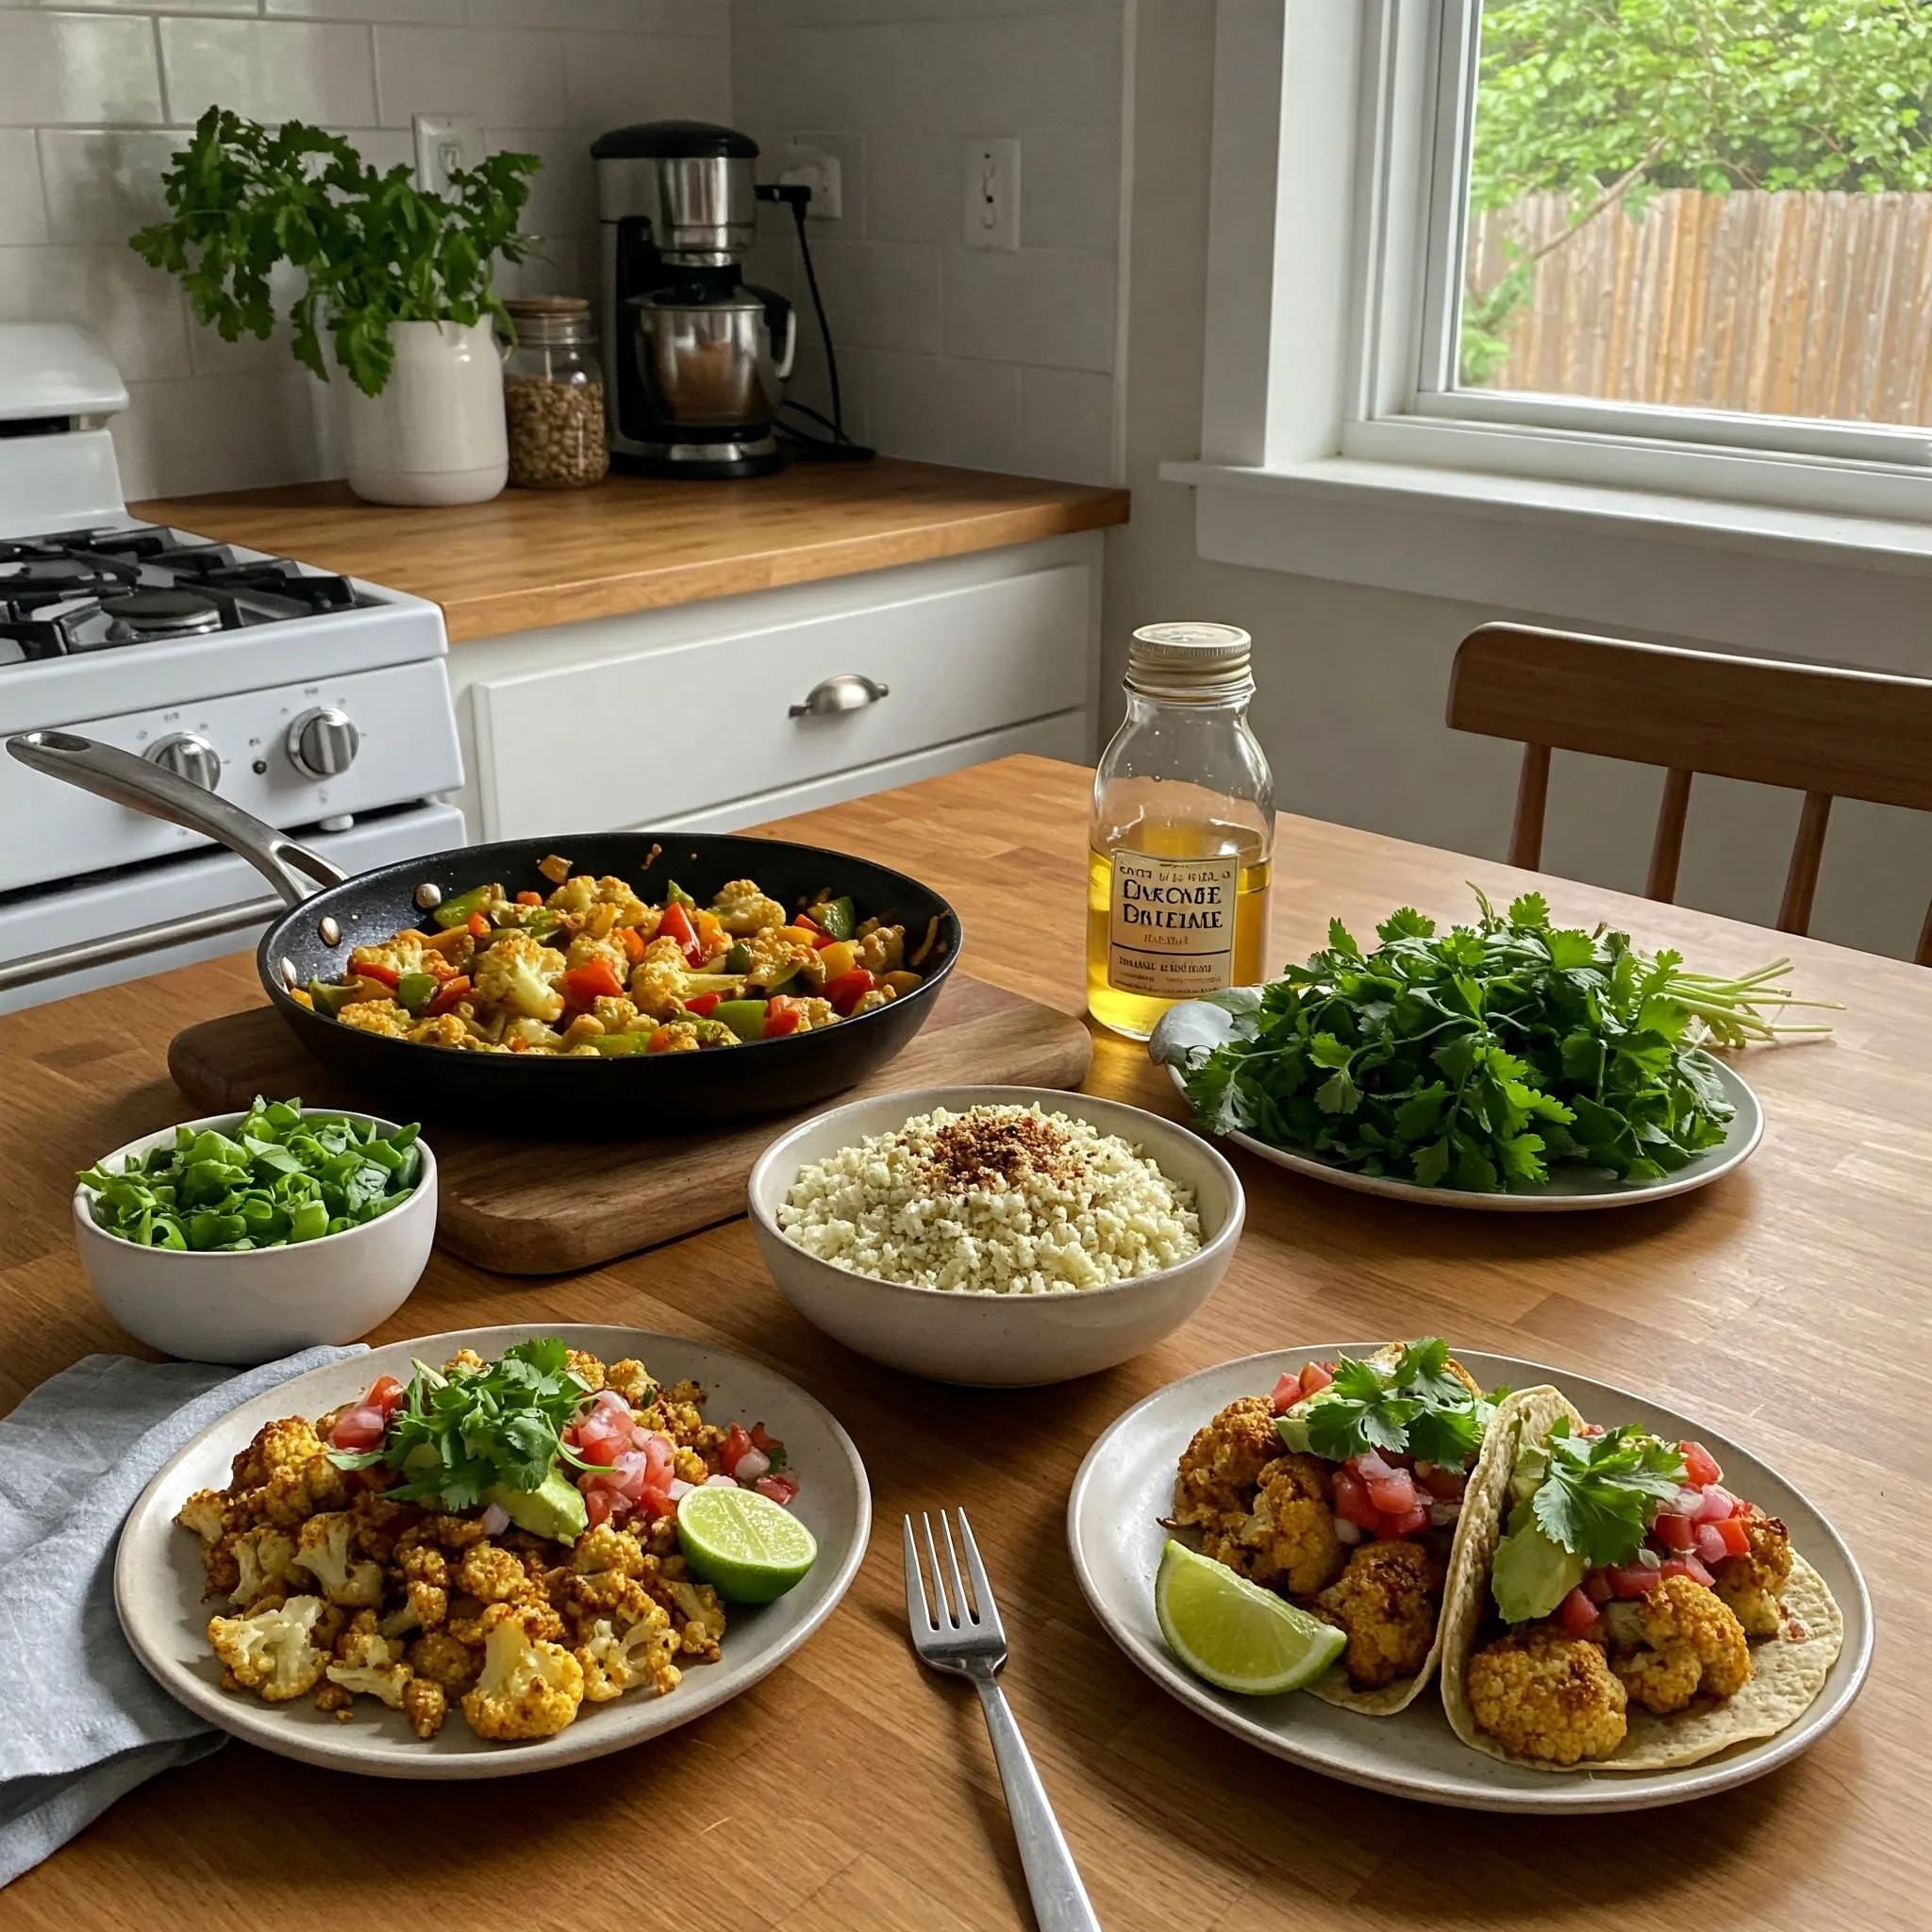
[1154,1539,1345,1695]
[675,1484,818,1604]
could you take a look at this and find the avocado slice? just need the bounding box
[484,1467,589,1543]
[1490,1501,1586,1624]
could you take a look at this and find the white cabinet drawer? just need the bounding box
[471,561,1090,837]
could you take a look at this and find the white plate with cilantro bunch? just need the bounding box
[114,1324,870,1778]
[1067,1344,1872,1811]
[1144,891,1830,1211]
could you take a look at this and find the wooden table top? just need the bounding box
[2,754,1921,1931]
[130,459,1129,644]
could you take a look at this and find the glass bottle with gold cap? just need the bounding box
[1086,622,1274,1040]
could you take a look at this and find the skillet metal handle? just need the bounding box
[6,729,347,908]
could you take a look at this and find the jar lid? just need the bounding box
[504,296,594,345]
[1124,622,1254,700]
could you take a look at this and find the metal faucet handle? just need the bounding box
[788,673,890,719]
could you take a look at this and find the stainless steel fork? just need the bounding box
[903,1508,1101,1932]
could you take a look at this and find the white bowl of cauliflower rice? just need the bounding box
[747,1086,1244,1386]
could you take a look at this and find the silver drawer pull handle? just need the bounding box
[789,673,891,718]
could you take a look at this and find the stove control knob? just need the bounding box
[288,707,360,780]
[143,732,222,791]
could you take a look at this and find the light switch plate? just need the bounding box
[413,113,485,193]
[962,136,1020,251]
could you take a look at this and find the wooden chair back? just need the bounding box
[1446,623,1932,963]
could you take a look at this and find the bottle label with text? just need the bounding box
[1107,852,1240,996]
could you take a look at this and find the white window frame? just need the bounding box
[1166,0,1932,667]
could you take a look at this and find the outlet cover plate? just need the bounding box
[780,142,842,222]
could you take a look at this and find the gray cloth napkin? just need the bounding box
[0,1342,363,1887]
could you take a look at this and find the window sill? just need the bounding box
[1160,454,1932,671]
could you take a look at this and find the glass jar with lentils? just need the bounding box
[501,295,609,490]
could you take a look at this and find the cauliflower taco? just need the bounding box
[175,1340,808,1744]
[1168,1339,1517,1713]
[1438,1388,1843,1771]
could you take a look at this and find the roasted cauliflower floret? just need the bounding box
[1467,1627,1628,1764]
[231,1419,350,1527]
[854,925,906,974]
[408,1629,483,1690]
[591,994,649,1036]
[176,1490,229,1545]
[325,1610,413,1708]
[851,987,895,1014]
[664,1577,727,1660]
[1174,1395,1280,1534]
[571,1521,648,1581]
[458,1541,538,1605]
[603,1357,657,1405]
[226,1525,302,1607]
[545,874,647,920]
[739,927,824,993]
[294,1511,384,1607]
[459,1602,585,1740]
[564,931,632,980]
[1607,1574,1752,1714]
[630,937,742,1020]
[472,930,567,1023]
[575,1604,681,1703]
[1314,1540,1437,1690]
[785,997,838,1032]
[710,878,787,936]
[1230,1454,1344,1595]
[402,1676,449,1739]
[208,1593,332,1703]
[335,998,413,1039]
[347,934,428,980]
[407,1011,473,1049]
[1710,1506,1793,1639]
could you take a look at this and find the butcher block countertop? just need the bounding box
[130,458,1129,644]
[2,757,1924,1932]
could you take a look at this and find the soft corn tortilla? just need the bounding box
[1437,1388,1845,1771]
[1297,1360,1558,1716]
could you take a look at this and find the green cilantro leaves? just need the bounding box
[326,1338,592,1507]
[1299,1338,1493,1467]
[1527,1421,1688,1569]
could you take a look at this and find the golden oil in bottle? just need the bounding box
[1086,624,1275,1041]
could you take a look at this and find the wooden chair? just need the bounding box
[1446,623,1932,963]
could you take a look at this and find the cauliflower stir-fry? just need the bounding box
[291,859,926,1055]
[175,1349,741,1745]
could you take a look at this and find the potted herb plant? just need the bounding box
[132,108,540,506]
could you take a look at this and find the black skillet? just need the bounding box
[8,729,960,1136]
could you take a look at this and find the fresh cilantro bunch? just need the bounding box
[1299,1338,1494,1467]
[1175,890,1827,1192]
[327,1339,592,1507]
[1526,1421,1687,1569]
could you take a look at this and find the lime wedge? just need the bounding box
[1154,1539,1345,1695]
[675,1484,818,1604]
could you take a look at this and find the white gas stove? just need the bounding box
[0,324,464,1011]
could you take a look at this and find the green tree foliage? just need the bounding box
[1462,0,1932,380]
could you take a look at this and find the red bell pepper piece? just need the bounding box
[658,899,706,967]
[356,959,399,988]
[683,991,723,1018]
[763,994,804,1038]
[564,959,626,1007]
[824,968,875,1015]
[515,890,543,907]
[425,974,471,1017]
[466,909,491,939]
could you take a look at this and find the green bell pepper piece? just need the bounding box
[664,879,696,908]
[724,941,754,974]
[432,883,492,930]
[815,895,857,941]
[394,971,437,1014]
[711,999,769,1042]
[591,1032,646,1057]
[307,976,359,1018]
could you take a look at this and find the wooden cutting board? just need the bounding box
[168,974,1092,1276]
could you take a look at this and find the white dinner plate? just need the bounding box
[1150,998,1763,1211]
[1067,1345,1872,1813]
[116,1323,871,1779]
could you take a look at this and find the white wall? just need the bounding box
[729,0,1124,486]
[1103,0,1932,963]
[0,0,730,499]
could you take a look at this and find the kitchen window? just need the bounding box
[1169,1,1932,663]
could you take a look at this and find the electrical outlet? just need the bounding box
[962,137,1020,251]
[780,142,842,222]
[412,113,484,193]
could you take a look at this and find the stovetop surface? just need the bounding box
[0,522,367,665]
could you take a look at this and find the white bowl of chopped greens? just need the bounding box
[73,1097,437,1364]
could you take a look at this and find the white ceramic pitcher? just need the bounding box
[341,318,507,506]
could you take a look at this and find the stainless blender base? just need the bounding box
[613,434,785,479]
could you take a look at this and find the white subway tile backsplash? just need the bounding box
[1018,362,1112,483]
[162,19,379,126]
[0,13,163,126]
[864,128,949,244]
[112,368,326,498]
[0,242,192,382]
[1019,127,1117,252]
[866,348,1020,470]
[37,128,176,242]
[801,238,938,353]
[470,0,636,30]
[637,1,730,36]
[0,132,47,245]
[492,125,596,249]
[943,244,1113,372]
[562,29,731,133]
[268,0,466,23]
[375,25,565,129]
